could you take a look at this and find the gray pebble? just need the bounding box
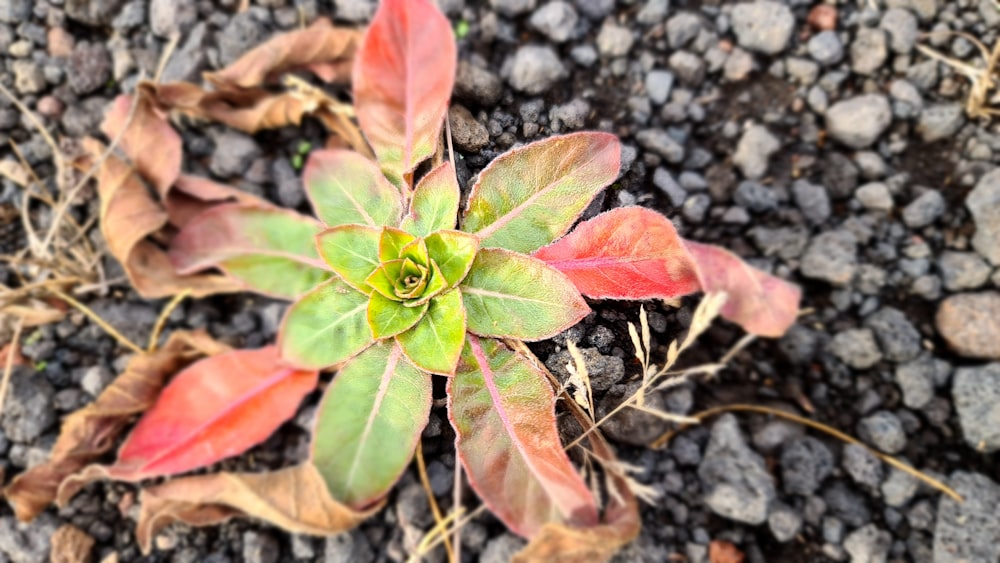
[855,182,894,212]
[65,0,124,26]
[844,524,892,563]
[503,45,567,94]
[596,20,634,57]
[455,61,503,107]
[1,368,55,443]
[842,443,884,491]
[219,12,266,66]
[730,1,795,55]
[808,31,844,66]
[902,190,945,228]
[864,307,922,363]
[734,180,778,212]
[938,251,991,291]
[666,12,701,48]
[894,356,936,409]
[952,363,1000,452]
[880,8,918,54]
[68,42,111,95]
[881,468,919,507]
[698,414,777,524]
[529,1,577,43]
[150,0,197,37]
[781,436,835,496]
[636,129,685,163]
[966,168,1000,265]
[858,411,906,454]
[769,503,803,543]
[733,124,780,180]
[851,28,888,75]
[829,328,883,370]
[0,0,30,23]
[645,70,674,105]
[210,130,261,178]
[825,95,892,149]
[793,179,832,224]
[801,230,858,286]
[917,104,965,142]
[333,0,376,22]
[934,472,1000,562]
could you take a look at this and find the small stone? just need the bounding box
[901,190,945,228]
[666,12,701,48]
[829,328,882,370]
[111,1,146,30]
[1,367,56,443]
[807,4,838,30]
[489,0,535,17]
[653,167,686,206]
[36,96,64,118]
[47,27,75,57]
[210,131,261,178]
[880,8,918,53]
[0,0,30,24]
[323,529,373,563]
[545,347,623,392]
[952,363,1000,451]
[793,180,831,224]
[333,0,376,22]
[938,251,991,291]
[549,98,589,130]
[272,158,302,209]
[808,31,844,66]
[842,443,884,490]
[150,0,197,37]
[864,307,922,363]
[80,365,113,397]
[734,181,777,212]
[574,0,614,20]
[65,0,124,26]
[822,152,859,199]
[844,524,892,563]
[243,531,280,563]
[636,129,684,163]
[881,468,919,507]
[596,20,634,57]
[730,1,795,55]
[801,230,858,286]
[857,410,906,454]
[480,533,526,563]
[448,105,489,152]
[780,436,835,496]
[825,95,892,149]
[698,414,776,524]
[454,62,503,107]
[934,472,1000,562]
[668,51,705,85]
[966,168,1000,265]
[645,70,674,105]
[159,22,208,83]
[529,1,577,43]
[824,481,872,527]
[219,12,265,66]
[733,124,780,180]
[0,513,59,563]
[769,504,803,543]
[917,104,965,142]
[68,42,111,95]
[503,45,567,95]
[937,293,1000,359]
[724,47,755,81]
[894,356,936,409]
[855,182,894,212]
[12,60,45,95]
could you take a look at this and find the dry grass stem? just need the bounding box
[916,31,1000,118]
[565,340,595,419]
[414,441,455,563]
[147,290,191,353]
[649,403,964,503]
[50,289,143,355]
[0,317,25,419]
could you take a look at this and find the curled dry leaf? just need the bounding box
[510,341,640,563]
[50,524,95,563]
[4,330,228,522]
[134,463,380,555]
[205,18,362,88]
[82,137,245,298]
[101,94,181,198]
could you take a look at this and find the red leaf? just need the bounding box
[353,0,456,182]
[78,347,317,482]
[684,241,801,338]
[533,207,700,300]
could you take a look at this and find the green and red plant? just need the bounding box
[5,0,800,558]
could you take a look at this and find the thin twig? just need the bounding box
[50,289,143,354]
[154,33,181,83]
[649,403,963,503]
[415,441,455,563]
[0,317,25,419]
[147,290,190,353]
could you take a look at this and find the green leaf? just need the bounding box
[366,260,405,301]
[405,259,448,307]
[279,278,374,369]
[401,162,460,236]
[461,133,621,253]
[397,288,465,375]
[367,292,429,339]
[393,258,429,299]
[379,227,417,262]
[312,341,432,507]
[169,204,331,300]
[316,224,381,293]
[304,150,403,228]
[449,336,599,536]
[398,237,429,266]
[425,230,478,287]
[460,248,590,341]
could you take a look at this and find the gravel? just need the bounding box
[844,523,892,563]
[966,168,1000,265]
[801,229,858,286]
[502,45,567,94]
[595,20,633,57]
[864,307,922,363]
[829,328,883,370]
[936,293,1000,360]
[733,124,780,180]
[528,1,577,43]
[825,95,893,149]
[730,1,795,55]
[779,436,835,496]
[1,367,56,443]
[934,472,1000,562]
[917,104,966,143]
[851,28,888,75]
[857,411,907,454]
[901,190,946,228]
[952,363,1000,452]
[698,414,776,525]
[842,443,884,491]
[894,356,937,409]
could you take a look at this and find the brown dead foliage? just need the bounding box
[709,540,746,563]
[134,463,381,555]
[3,330,229,521]
[50,524,96,563]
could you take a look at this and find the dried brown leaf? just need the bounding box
[50,524,95,563]
[101,94,181,198]
[4,330,229,521]
[134,463,381,555]
[205,18,361,89]
[166,175,269,229]
[709,540,745,563]
[80,137,245,298]
[1,302,66,327]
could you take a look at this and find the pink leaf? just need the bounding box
[78,347,318,482]
[353,0,456,184]
[532,207,700,300]
[684,241,801,337]
[449,336,599,537]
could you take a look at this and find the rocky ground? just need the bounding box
[2,0,1000,561]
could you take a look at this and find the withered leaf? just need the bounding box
[510,341,641,563]
[81,137,245,298]
[166,175,270,229]
[205,18,362,89]
[134,463,380,555]
[50,524,95,563]
[101,94,181,199]
[4,330,229,521]
[709,540,746,563]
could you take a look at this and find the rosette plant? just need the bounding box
[4,0,799,555]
